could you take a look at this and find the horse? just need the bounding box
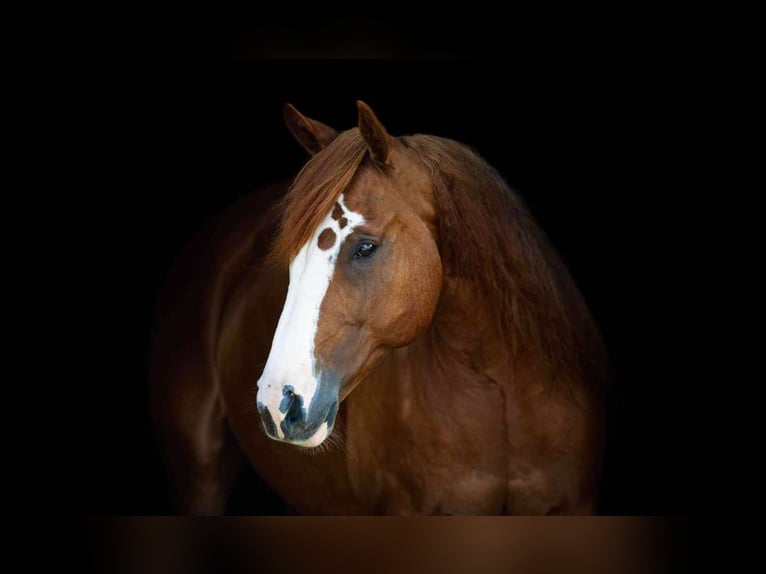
[150,101,608,515]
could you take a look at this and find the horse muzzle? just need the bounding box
[256,383,339,447]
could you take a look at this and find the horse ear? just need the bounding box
[283,103,338,156]
[357,100,391,165]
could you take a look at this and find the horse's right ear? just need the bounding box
[283,103,338,156]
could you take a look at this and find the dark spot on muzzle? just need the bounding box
[257,402,278,438]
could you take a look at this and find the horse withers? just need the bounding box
[150,101,608,515]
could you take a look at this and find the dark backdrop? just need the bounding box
[86,60,695,515]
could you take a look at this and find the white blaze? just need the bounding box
[256,194,364,442]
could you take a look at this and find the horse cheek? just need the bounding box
[380,239,442,347]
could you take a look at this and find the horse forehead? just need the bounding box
[344,156,435,222]
[343,167,392,216]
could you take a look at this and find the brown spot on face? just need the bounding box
[338,216,348,229]
[317,228,337,250]
[331,203,344,221]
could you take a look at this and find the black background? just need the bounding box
[84,52,697,515]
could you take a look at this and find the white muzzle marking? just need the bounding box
[256,194,364,442]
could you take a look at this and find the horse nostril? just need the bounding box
[279,385,297,414]
[283,392,305,430]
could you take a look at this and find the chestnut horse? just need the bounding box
[150,102,608,515]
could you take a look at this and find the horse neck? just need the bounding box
[381,276,511,396]
[429,276,510,377]
[393,270,601,403]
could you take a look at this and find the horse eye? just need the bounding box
[354,240,378,259]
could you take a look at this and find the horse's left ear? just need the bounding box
[357,100,392,165]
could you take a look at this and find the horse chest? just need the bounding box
[342,369,508,514]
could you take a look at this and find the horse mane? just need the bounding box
[270,129,606,391]
[400,134,607,390]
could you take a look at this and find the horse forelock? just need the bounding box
[269,129,369,266]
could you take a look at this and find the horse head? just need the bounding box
[256,102,443,447]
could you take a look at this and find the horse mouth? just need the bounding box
[257,398,338,448]
[295,421,333,448]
